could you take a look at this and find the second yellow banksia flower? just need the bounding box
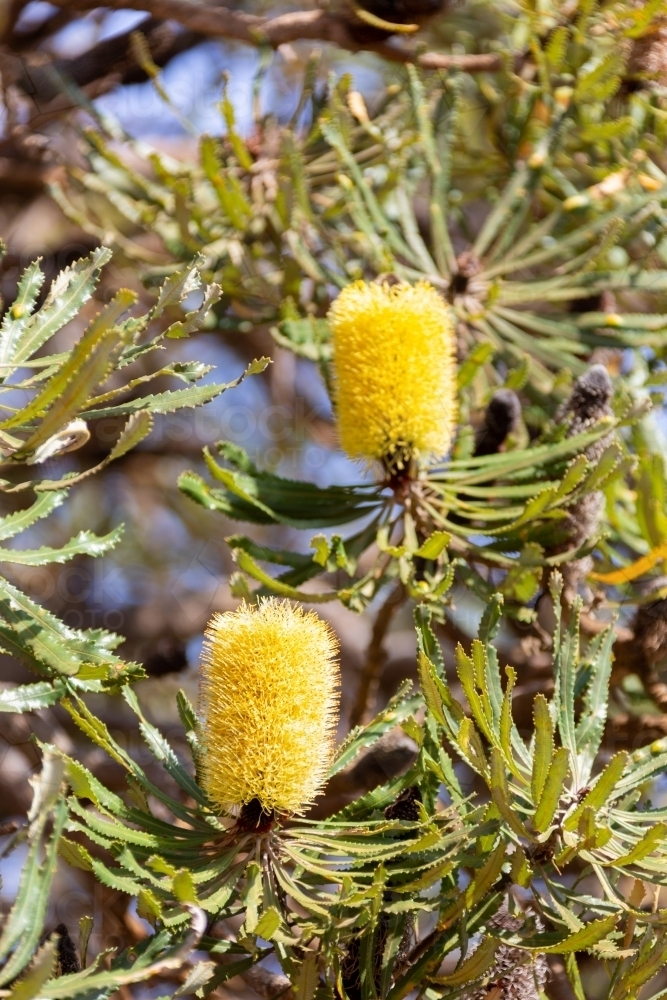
[198,599,340,817]
[329,280,457,468]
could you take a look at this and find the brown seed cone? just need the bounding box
[628,17,667,86]
[340,914,389,1000]
[553,365,613,600]
[467,906,548,1000]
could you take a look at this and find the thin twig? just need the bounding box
[43,0,503,73]
[369,41,502,72]
[349,580,406,729]
[580,612,632,642]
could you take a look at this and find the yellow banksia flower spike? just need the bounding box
[198,598,340,817]
[329,279,457,468]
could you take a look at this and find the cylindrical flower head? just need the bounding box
[329,280,457,465]
[198,599,340,816]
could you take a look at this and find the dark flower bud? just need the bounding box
[143,636,188,676]
[384,784,422,821]
[474,389,521,457]
[54,924,80,976]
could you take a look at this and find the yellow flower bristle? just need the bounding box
[329,280,457,466]
[198,599,340,816]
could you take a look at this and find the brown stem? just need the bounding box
[368,42,502,72]
[544,958,578,1000]
[241,966,293,1000]
[349,580,406,729]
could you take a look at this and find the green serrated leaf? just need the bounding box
[254,906,282,941]
[0,680,66,713]
[0,491,67,541]
[532,693,554,804]
[432,936,498,985]
[2,248,111,371]
[494,913,618,954]
[2,288,136,436]
[294,951,318,1000]
[8,937,57,1000]
[533,747,570,833]
[564,752,628,831]
[0,525,123,566]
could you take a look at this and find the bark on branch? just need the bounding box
[241,966,293,1000]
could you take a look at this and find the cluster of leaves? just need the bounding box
[9,580,667,999]
[0,246,267,713]
[50,6,667,619]
[0,248,268,993]
[54,3,667,380]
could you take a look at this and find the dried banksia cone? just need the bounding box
[329,280,457,470]
[198,599,340,817]
[558,364,613,456]
[553,365,613,600]
[469,906,548,1000]
[560,364,613,537]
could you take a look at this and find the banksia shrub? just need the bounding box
[328,280,457,470]
[18,10,667,997]
[198,598,340,816]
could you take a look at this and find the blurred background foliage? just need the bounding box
[5,0,667,997]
